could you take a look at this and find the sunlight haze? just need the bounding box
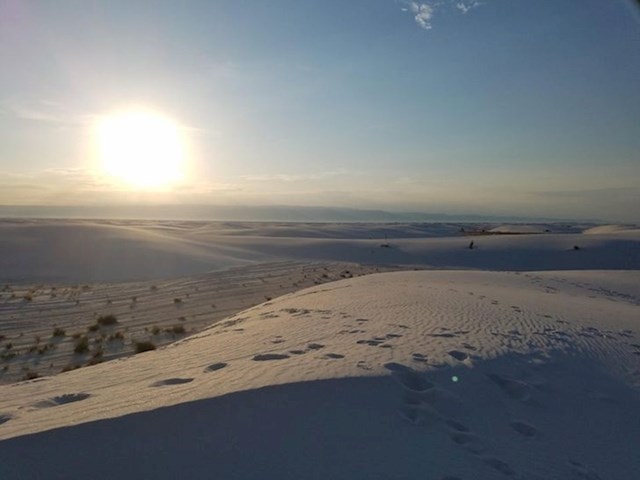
[0,0,638,221]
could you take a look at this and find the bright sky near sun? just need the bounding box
[0,0,639,221]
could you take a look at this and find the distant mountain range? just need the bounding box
[0,204,594,223]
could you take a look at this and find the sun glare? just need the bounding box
[96,109,186,188]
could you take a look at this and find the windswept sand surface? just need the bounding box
[0,261,400,384]
[1,270,639,479]
[1,219,638,283]
[0,220,639,479]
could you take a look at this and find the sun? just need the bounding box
[95,109,186,188]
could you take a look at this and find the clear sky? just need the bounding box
[1,0,639,221]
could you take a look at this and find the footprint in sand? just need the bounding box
[385,364,435,393]
[151,378,194,387]
[448,350,469,361]
[322,353,345,359]
[510,420,537,437]
[0,414,12,425]
[568,460,603,480]
[253,353,290,361]
[356,360,372,370]
[450,432,488,455]
[487,373,532,401]
[34,393,91,408]
[204,362,228,373]
[445,419,470,433]
[482,457,516,476]
[399,402,441,427]
[412,353,428,363]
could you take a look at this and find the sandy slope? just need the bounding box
[1,220,639,283]
[1,269,639,479]
[0,261,400,384]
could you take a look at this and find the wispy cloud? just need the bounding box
[399,0,486,29]
[0,98,91,127]
[409,2,435,30]
[456,1,482,14]
[241,170,349,183]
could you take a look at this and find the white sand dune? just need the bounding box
[0,220,639,479]
[1,269,639,479]
[582,224,640,235]
[1,220,639,283]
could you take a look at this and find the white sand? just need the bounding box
[0,220,639,479]
[0,219,638,283]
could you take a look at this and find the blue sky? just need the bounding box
[1,0,639,221]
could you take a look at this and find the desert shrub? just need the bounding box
[97,314,118,326]
[74,336,89,354]
[134,340,156,353]
[173,298,182,304]
[1,352,16,361]
[52,327,66,337]
[37,344,53,355]
[22,370,39,381]
[4,342,12,350]
[87,324,100,332]
[168,325,186,335]
[71,332,82,339]
[151,325,161,335]
[108,331,125,341]
[61,364,81,373]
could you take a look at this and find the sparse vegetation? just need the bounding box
[151,325,161,335]
[168,325,186,335]
[52,327,66,337]
[107,331,125,341]
[87,324,100,332]
[1,352,16,361]
[73,336,90,354]
[134,340,156,353]
[173,298,182,304]
[97,314,118,326]
[22,370,39,381]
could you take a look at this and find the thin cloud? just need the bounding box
[409,2,435,30]
[400,0,486,29]
[1,99,90,127]
[241,170,349,183]
[456,1,482,14]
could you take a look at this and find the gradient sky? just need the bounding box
[1,0,639,221]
